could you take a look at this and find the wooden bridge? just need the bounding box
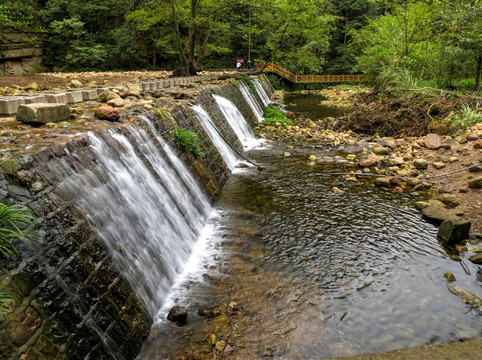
[256,63,367,83]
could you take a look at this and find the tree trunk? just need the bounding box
[475,53,481,91]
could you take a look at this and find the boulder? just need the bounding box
[413,159,428,170]
[421,204,460,225]
[374,177,391,187]
[474,142,482,149]
[469,253,482,265]
[373,146,390,155]
[107,98,125,107]
[467,133,478,141]
[437,194,461,208]
[358,157,379,168]
[24,82,39,91]
[97,91,121,102]
[437,219,471,245]
[167,305,187,324]
[16,103,70,124]
[126,83,141,97]
[94,105,120,122]
[424,133,441,149]
[468,177,482,189]
[432,162,446,169]
[68,79,83,88]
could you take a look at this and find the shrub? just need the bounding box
[173,127,204,158]
[0,203,36,258]
[450,102,481,133]
[263,105,293,127]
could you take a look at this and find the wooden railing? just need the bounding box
[257,63,367,83]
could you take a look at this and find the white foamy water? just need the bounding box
[58,127,211,318]
[191,105,239,170]
[213,94,263,149]
[239,81,264,121]
[254,79,271,106]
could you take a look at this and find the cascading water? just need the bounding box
[213,94,262,149]
[253,79,271,106]
[238,81,264,122]
[58,125,211,319]
[191,105,239,170]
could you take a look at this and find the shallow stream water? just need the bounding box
[138,95,481,359]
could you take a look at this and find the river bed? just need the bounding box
[138,94,481,360]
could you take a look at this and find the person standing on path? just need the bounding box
[236,61,242,72]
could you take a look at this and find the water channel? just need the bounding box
[138,94,481,359]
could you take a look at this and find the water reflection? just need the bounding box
[139,147,481,359]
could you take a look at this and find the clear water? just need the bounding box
[284,93,350,120]
[138,94,481,360]
[139,147,481,359]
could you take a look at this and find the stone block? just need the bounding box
[438,219,471,246]
[81,89,98,101]
[0,97,25,115]
[16,103,70,124]
[45,93,68,104]
[24,95,47,104]
[66,91,84,103]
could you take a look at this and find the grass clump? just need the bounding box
[173,127,204,158]
[450,102,481,133]
[0,203,36,258]
[263,105,293,127]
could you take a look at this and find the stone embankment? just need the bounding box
[0,74,224,115]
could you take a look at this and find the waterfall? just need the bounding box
[191,105,238,170]
[238,81,264,122]
[59,126,211,318]
[253,79,271,106]
[213,94,262,149]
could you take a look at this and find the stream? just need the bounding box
[138,94,481,359]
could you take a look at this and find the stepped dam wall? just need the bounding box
[0,75,273,359]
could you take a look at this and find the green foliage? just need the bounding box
[450,102,482,133]
[263,105,292,127]
[0,1,37,30]
[0,203,36,259]
[173,127,205,158]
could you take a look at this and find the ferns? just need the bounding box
[173,127,205,158]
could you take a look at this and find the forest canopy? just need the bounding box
[0,0,480,88]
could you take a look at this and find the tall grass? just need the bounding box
[0,203,37,258]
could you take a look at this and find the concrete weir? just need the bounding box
[0,75,272,360]
[0,74,222,115]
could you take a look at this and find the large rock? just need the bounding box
[437,219,471,245]
[469,253,482,265]
[16,103,70,124]
[167,305,187,324]
[68,79,83,88]
[107,98,125,107]
[413,159,428,170]
[421,204,460,225]
[126,83,141,97]
[468,176,482,189]
[97,91,121,102]
[94,105,120,122]
[424,133,441,149]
